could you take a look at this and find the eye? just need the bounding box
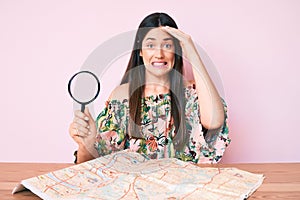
[146,43,155,49]
[163,43,172,49]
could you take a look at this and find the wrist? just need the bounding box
[74,145,91,164]
[75,142,99,164]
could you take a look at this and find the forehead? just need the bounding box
[143,27,173,41]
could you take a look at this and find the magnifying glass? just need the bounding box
[68,71,100,112]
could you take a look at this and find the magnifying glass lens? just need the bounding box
[68,71,100,112]
[70,73,99,102]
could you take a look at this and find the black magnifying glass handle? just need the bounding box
[81,104,86,113]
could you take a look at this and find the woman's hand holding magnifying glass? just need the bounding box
[67,70,101,163]
[69,107,98,163]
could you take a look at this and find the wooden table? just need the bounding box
[1,162,300,199]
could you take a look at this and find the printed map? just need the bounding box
[13,151,264,200]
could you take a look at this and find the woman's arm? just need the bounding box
[162,26,224,130]
[69,108,99,164]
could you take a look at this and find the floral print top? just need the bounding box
[94,85,230,164]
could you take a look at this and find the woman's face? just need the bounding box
[140,27,175,80]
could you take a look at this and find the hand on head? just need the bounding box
[160,26,195,59]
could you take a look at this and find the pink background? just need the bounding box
[1,1,299,163]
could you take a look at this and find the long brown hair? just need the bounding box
[121,13,188,152]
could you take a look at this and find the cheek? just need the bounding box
[165,50,175,58]
[166,53,175,63]
[141,51,153,63]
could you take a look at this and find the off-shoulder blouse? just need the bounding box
[94,85,230,164]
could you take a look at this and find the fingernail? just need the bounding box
[87,125,90,129]
[84,117,89,121]
[88,131,91,135]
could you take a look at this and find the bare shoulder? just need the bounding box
[108,83,129,101]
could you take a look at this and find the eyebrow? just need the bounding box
[145,37,173,41]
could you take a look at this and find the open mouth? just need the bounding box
[151,62,168,68]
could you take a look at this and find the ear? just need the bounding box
[139,50,143,57]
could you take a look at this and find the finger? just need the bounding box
[74,110,90,121]
[84,107,96,132]
[161,26,187,40]
[163,26,187,36]
[74,128,86,137]
[76,123,90,136]
[71,122,90,136]
[72,128,89,137]
[73,117,89,128]
[69,124,86,138]
[84,107,94,124]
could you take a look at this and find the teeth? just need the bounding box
[152,62,166,66]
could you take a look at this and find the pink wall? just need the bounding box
[1,1,299,163]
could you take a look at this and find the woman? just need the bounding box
[69,12,230,164]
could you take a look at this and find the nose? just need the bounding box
[154,47,164,58]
